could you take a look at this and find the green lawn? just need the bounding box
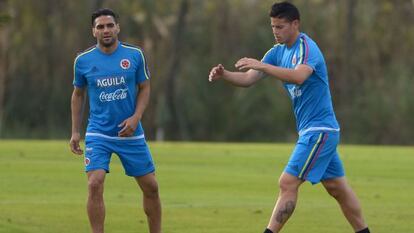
[0,140,413,233]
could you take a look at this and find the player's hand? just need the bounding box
[118,116,139,137]
[70,132,83,155]
[208,64,225,82]
[235,57,263,71]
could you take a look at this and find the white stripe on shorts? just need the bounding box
[85,132,145,140]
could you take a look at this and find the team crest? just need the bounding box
[84,157,90,166]
[292,54,297,66]
[120,59,131,69]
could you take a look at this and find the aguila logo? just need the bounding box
[84,157,90,166]
[120,59,131,69]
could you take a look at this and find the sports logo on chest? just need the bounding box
[97,76,126,87]
[292,54,297,66]
[120,58,131,69]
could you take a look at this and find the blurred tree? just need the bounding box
[0,0,11,136]
[163,0,189,140]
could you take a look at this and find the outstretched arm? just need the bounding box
[208,64,263,87]
[235,58,313,85]
[118,80,150,137]
[70,87,86,155]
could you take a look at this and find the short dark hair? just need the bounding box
[269,2,300,22]
[91,8,119,26]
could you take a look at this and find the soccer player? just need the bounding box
[69,8,161,233]
[208,2,370,233]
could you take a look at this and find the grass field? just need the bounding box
[0,140,413,233]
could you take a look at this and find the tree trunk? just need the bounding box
[164,0,189,140]
[0,31,7,136]
[0,0,10,136]
[343,0,356,94]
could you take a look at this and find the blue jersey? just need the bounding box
[73,42,150,139]
[262,33,339,135]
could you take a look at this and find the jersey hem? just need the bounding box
[298,127,340,136]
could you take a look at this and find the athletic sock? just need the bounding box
[356,227,370,233]
[263,228,273,233]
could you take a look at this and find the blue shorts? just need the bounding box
[284,131,344,184]
[84,136,155,177]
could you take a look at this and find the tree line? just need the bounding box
[0,0,413,144]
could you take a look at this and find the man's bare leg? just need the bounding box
[135,172,162,233]
[266,172,304,233]
[322,177,368,232]
[87,169,106,233]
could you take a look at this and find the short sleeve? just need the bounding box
[135,49,151,84]
[261,46,279,66]
[73,56,87,87]
[297,37,320,71]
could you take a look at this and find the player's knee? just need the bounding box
[142,182,159,199]
[88,178,104,193]
[278,176,299,193]
[324,181,342,199]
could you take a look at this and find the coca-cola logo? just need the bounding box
[99,88,128,102]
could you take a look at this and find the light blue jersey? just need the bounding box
[73,42,150,139]
[262,33,339,135]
